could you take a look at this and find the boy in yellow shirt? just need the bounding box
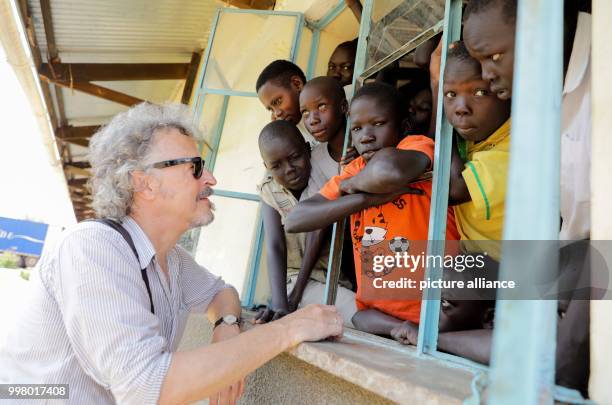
[444,41,511,259]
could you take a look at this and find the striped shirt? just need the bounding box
[0,216,230,404]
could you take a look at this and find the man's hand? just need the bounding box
[208,324,245,405]
[390,321,419,345]
[277,304,344,345]
[253,305,290,324]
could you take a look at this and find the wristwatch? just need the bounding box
[213,314,241,329]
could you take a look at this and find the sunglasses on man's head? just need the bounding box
[151,157,204,179]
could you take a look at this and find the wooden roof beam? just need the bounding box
[56,125,99,140]
[58,137,88,147]
[70,187,90,196]
[181,52,202,104]
[64,164,90,177]
[39,0,69,129]
[65,161,91,169]
[41,77,144,107]
[69,186,89,195]
[16,1,59,129]
[39,63,190,82]
[68,178,88,187]
[39,0,59,62]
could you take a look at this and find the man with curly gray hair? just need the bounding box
[0,102,343,405]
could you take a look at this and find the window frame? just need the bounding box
[322,0,587,403]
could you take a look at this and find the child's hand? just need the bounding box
[287,293,300,313]
[287,287,306,313]
[253,305,290,324]
[340,146,359,166]
[339,177,360,195]
[390,321,419,345]
[364,186,424,208]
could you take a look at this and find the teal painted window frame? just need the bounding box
[192,7,305,308]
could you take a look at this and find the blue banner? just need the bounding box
[0,217,49,257]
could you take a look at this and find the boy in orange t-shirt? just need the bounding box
[286,82,459,340]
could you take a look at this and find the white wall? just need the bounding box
[589,1,612,402]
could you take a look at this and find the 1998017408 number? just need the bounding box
[0,384,69,399]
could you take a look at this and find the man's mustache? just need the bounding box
[197,188,214,200]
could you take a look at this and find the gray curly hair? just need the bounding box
[87,102,200,220]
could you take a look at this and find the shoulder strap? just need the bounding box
[89,218,155,314]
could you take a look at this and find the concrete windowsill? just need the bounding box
[242,315,477,404]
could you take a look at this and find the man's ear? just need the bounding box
[131,170,157,200]
[291,75,304,91]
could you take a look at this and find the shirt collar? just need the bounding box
[121,216,156,269]
[564,12,591,95]
[268,177,299,202]
[469,118,511,153]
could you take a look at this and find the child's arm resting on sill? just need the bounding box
[352,309,408,337]
[437,329,492,365]
[285,188,413,234]
[255,203,290,323]
[340,148,431,195]
[391,321,492,365]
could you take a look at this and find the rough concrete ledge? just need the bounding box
[286,329,476,404]
[241,314,476,404]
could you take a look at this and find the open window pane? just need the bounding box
[196,93,226,157]
[366,0,445,72]
[211,96,270,193]
[194,196,260,296]
[295,25,313,75]
[202,12,299,92]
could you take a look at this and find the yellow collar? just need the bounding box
[468,119,511,153]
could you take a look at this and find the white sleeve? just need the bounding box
[175,245,232,313]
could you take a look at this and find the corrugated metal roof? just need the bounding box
[28,0,220,63]
[16,0,226,219]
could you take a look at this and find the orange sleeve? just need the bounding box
[355,298,367,311]
[318,157,364,201]
[397,135,435,170]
